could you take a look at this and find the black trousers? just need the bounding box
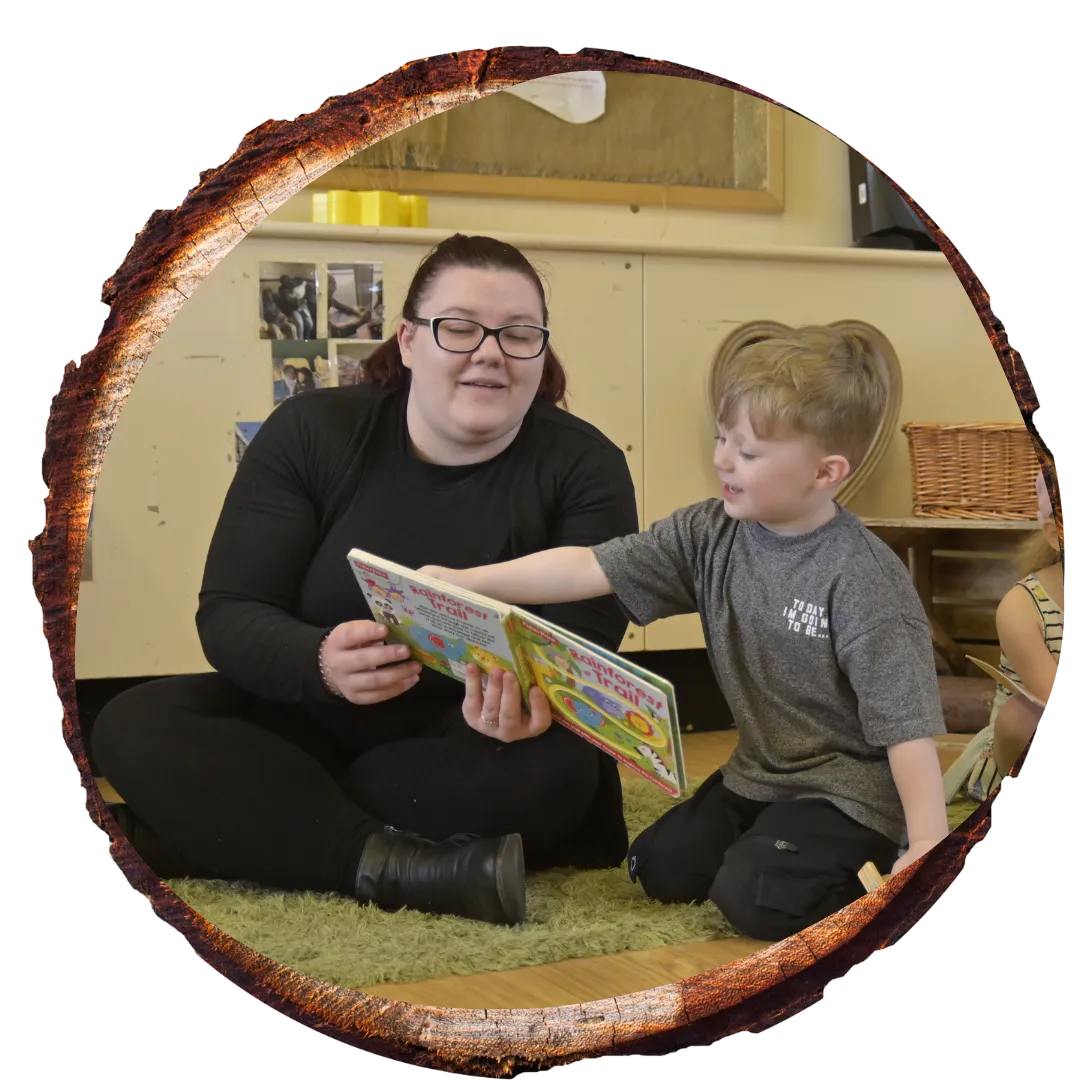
[91,673,625,894]
[626,769,899,942]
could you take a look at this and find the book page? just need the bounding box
[509,610,685,797]
[347,551,521,689]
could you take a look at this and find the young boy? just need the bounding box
[421,327,949,942]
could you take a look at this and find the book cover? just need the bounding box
[510,611,685,797]
[346,548,685,796]
[347,551,526,692]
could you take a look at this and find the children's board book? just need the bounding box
[347,548,686,796]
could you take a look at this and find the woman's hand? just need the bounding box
[462,664,553,743]
[319,620,422,705]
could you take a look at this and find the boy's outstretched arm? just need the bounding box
[420,547,613,606]
[887,737,950,874]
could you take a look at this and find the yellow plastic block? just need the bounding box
[399,194,429,228]
[312,189,425,227]
[312,190,364,224]
[358,190,402,226]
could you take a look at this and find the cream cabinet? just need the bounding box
[75,227,1018,679]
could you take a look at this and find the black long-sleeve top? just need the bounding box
[197,383,640,735]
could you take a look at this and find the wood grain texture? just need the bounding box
[31,44,1056,1076]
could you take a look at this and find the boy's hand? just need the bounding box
[891,839,939,876]
[420,565,467,586]
[462,664,553,743]
[887,736,950,878]
[422,548,611,606]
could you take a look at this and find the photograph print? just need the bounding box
[330,341,378,387]
[328,262,384,340]
[260,261,318,341]
[271,339,330,405]
[234,422,264,466]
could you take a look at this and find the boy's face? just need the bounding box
[713,405,849,533]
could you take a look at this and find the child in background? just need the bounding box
[943,470,1063,802]
[422,327,949,942]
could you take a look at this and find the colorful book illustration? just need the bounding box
[966,655,1046,708]
[347,549,686,796]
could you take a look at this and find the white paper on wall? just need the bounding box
[501,71,606,124]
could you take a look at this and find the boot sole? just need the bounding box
[495,833,527,925]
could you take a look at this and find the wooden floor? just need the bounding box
[96,730,972,1009]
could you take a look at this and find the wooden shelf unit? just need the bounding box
[862,517,1040,675]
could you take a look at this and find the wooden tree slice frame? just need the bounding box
[30,45,1054,1076]
[707,319,903,506]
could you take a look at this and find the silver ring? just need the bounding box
[481,710,498,726]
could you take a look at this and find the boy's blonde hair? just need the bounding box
[714,326,889,470]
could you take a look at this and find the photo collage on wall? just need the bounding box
[259,260,385,403]
[241,260,388,465]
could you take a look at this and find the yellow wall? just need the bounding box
[76,112,1025,678]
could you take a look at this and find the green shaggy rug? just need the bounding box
[167,782,980,991]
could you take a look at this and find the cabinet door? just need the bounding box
[522,249,645,651]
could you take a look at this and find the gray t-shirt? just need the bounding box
[592,501,945,844]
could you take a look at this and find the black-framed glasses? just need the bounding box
[412,316,550,360]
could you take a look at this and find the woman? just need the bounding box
[92,234,639,926]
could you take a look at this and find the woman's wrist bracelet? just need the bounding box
[318,630,345,698]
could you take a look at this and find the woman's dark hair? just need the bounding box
[360,233,567,404]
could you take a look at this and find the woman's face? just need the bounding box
[399,266,547,461]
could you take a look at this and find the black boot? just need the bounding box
[354,827,526,926]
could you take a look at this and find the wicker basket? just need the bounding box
[902,422,1040,520]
